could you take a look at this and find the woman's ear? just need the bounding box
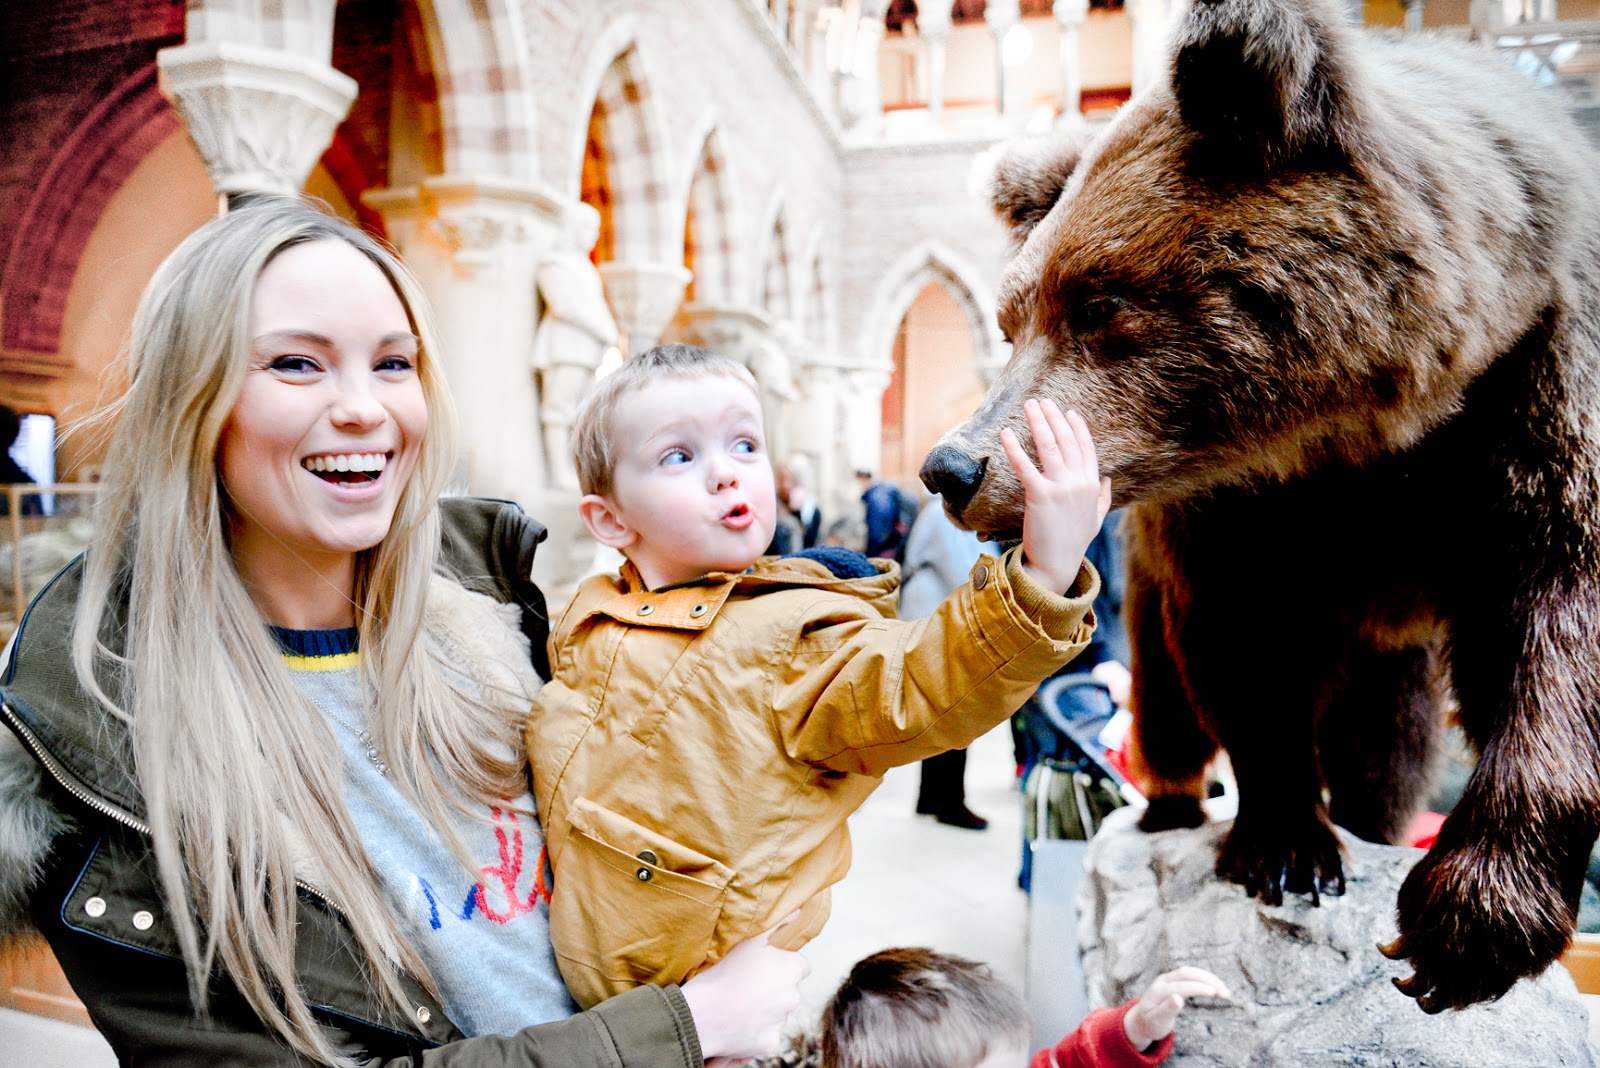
[578,494,636,550]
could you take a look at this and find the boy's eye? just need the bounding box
[269,355,320,374]
[732,439,758,455]
[662,448,691,465]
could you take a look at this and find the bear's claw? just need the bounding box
[1216,814,1345,907]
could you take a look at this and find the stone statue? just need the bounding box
[533,206,617,490]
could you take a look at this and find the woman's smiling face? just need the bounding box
[217,238,427,580]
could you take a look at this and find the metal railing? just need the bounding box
[1,484,99,645]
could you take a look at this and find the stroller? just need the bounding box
[1016,670,1137,892]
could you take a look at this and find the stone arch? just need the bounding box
[568,20,675,263]
[0,65,180,373]
[798,226,832,351]
[757,190,794,321]
[184,0,334,54]
[411,0,538,180]
[857,239,1002,378]
[677,112,743,306]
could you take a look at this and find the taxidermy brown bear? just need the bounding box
[920,0,1600,1016]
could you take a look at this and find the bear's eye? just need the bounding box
[1070,294,1125,334]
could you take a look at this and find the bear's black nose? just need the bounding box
[920,444,988,513]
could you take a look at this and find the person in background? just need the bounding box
[0,404,41,517]
[779,458,822,549]
[819,947,1230,1068]
[902,496,997,830]
[855,468,914,562]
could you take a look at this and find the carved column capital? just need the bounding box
[364,175,565,275]
[1054,0,1091,27]
[599,261,693,355]
[157,41,357,198]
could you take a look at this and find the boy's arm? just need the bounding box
[775,399,1108,776]
[773,546,1098,775]
[1030,1002,1174,1068]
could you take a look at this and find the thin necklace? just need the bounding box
[321,704,389,777]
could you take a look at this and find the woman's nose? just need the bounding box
[331,376,386,428]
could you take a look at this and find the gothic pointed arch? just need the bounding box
[570,22,675,264]
[411,0,538,180]
[679,116,742,305]
[758,192,794,321]
[857,239,1001,379]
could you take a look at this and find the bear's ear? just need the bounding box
[1170,0,1363,173]
[973,129,1097,245]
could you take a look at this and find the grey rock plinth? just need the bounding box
[1078,806,1597,1067]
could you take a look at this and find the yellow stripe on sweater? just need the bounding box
[280,651,360,672]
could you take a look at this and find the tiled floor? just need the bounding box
[795,721,1028,1023]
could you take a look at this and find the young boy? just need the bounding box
[528,344,1110,1008]
[820,947,1231,1068]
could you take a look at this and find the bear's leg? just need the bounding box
[1127,503,1346,904]
[1383,596,1600,1011]
[1384,323,1600,1010]
[1318,642,1445,845]
[1125,505,1217,833]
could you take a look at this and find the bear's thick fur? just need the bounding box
[921,0,1600,1014]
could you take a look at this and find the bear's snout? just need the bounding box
[920,444,988,514]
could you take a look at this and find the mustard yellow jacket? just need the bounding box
[528,546,1098,1009]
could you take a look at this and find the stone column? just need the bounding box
[598,262,693,357]
[364,176,562,513]
[789,361,853,512]
[919,0,955,130]
[157,41,357,203]
[840,0,890,142]
[1401,0,1425,31]
[842,366,893,489]
[1054,0,1090,123]
[986,0,1022,121]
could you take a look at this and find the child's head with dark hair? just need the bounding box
[820,948,1031,1068]
[0,405,20,450]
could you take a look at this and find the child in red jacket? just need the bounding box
[820,947,1229,1068]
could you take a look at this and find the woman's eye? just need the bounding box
[376,354,415,373]
[269,355,319,374]
[662,448,690,465]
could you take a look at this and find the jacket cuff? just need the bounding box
[585,983,703,1067]
[1095,1001,1175,1064]
[1002,546,1099,637]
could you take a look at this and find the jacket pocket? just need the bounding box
[550,797,734,1008]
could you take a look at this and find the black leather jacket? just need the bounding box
[0,497,701,1067]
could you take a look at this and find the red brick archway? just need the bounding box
[0,64,180,376]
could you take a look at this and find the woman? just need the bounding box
[0,198,803,1065]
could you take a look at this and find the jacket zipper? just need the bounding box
[0,698,335,908]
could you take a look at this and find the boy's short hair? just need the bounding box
[820,947,1032,1068]
[570,342,761,497]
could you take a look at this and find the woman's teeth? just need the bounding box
[303,453,387,474]
[303,453,387,481]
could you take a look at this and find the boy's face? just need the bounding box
[581,373,777,589]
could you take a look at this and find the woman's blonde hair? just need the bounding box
[71,197,529,1064]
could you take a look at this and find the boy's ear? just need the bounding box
[578,494,636,551]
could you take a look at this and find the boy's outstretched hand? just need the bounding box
[1124,966,1232,1052]
[999,398,1112,595]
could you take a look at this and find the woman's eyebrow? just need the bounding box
[253,329,335,349]
[252,330,421,348]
